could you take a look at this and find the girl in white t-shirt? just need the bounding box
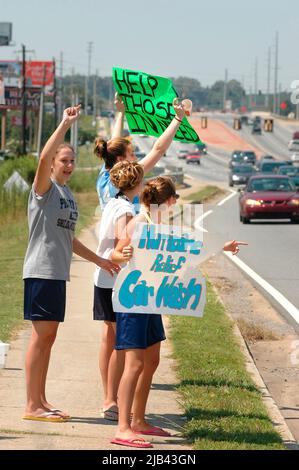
[93,161,144,421]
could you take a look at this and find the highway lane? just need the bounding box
[133,134,230,184]
[133,130,299,324]
[215,112,295,160]
[202,193,299,314]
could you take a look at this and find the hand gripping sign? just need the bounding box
[112,222,206,317]
[112,67,201,144]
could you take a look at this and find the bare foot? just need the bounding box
[42,402,70,419]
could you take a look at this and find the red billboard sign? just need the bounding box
[0,60,54,88]
[25,61,54,87]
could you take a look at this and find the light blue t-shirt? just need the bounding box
[96,165,140,212]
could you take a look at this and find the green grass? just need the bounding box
[0,190,99,342]
[169,281,285,450]
[184,185,225,203]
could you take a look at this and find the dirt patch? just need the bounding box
[190,115,262,157]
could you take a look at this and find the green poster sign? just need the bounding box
[112,67,200,144]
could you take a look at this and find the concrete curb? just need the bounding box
[211,282,299,450]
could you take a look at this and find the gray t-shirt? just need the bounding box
[23,180,78,281]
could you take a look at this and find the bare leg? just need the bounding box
[114,349,144,440]
[99,321,120,409]
[131,342,161,431]
[25,321,59,416]
[40,344,70,418]
[106,348,125,409]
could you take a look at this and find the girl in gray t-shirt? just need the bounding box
[22,105,120,423]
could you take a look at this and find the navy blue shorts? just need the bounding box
[115,313,166,350]
[93,286,116,322]
[24,278,66,322]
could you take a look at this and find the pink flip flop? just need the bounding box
[111,437,153,448]
[132,425,171,437]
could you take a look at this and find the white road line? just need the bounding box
[207,150,230,164]
[224,252,299,325]
[194,210,213,232]
[217,190,237,206]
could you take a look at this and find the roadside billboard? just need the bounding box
[0,87,41,110]
[0,60,54,88]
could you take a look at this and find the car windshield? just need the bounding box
[248,178,295,192]
[279,166,299,176]
[260,162,287,173]
[233,166,255,174]
[232,154,243,161]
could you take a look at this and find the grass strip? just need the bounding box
[169,280,285,450]
[184,185,225,203]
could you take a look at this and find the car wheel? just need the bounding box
[242,217,250,224]
[197,161,200,165]
[240,214,243,222]
[291,217,299,224]
[229,182,233,187]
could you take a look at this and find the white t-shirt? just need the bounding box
[94,196,135,288]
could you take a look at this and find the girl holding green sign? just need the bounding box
[93,94,187,422]
[94,93,186,210]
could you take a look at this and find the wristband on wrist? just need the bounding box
[174,116,182,123]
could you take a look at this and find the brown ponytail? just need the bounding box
[94,137,130,170]
[141,176,177,207]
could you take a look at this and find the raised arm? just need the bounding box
[139,98,186,174]
[34,105,81,196]
[111,93,125,139]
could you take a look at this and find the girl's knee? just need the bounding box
[146,355,160,372]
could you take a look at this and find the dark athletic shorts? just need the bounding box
[93,286,116,322]
[115,312,166,350]
[24,278,66,322]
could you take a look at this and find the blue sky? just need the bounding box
[0,0,298,92]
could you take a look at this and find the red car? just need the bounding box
[186,152,202,165]
[239,175,299,224]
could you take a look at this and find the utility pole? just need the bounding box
[223,68,228,111]
[70,92,79,153]
[58,51,63,121]
[93,69,98,122]
[19,44,33,156]
[254,57,258,107]
[53,57,58,128]
[278,83,282,115]
[84,41,93,115]
[273,31,279,115]
[37,65,46,158]
[249,86,252,111]
[70,67,75,98]
[266,46,271,110]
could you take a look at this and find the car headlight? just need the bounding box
[245,199,262,206]
[289,199,299,206]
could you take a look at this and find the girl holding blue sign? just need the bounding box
[108,171,181,448]
[109,172,247,447]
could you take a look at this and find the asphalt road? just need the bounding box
[133,128,299,323]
